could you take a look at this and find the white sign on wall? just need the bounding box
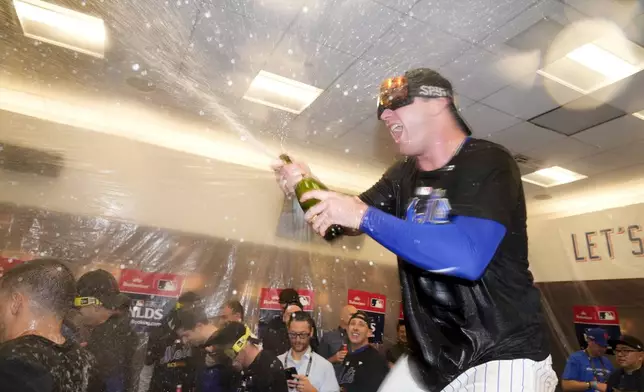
[528,203,644,283]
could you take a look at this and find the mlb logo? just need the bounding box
[157,279,177,292]
[599,311,616,321]
[136,300,145,307]
[371,298,384,309]
[299,295,311,307]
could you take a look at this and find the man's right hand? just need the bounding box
[329,349,348,363]
[271,157,312,196]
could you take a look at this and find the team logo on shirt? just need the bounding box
[406,188,451,224]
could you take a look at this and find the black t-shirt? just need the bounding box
[0,335,97,392]
[239,350,287,392]
[145,319,197,392]
[87,313,139,392]
[607,367,644,392]
[359,138,549,390]
[338,345,389,392]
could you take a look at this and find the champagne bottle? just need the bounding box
[279,154,344,242]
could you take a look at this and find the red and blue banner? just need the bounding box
[348,289,387,344]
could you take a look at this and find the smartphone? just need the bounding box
[284,367,298,380]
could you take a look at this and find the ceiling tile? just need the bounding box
[588,70,644,115]
[210,0,309,28]
[410,0,539,43]
[530,96,628,135]
[262,34,356,89]
[485,121,566,153]
[290,0,403,56]
[454,94,476,109]
[481,72,582,120]
[523,136,599,165]
[565,139,644,177]
[439,47,533,100]
[371,0,418,12]
[460,103,522,137]
[572,115,644,150]
[625,14,644,47]
[284,110,367,143]
[481,0,587,56]
[563,0,642,27]
[358,16,472,71]
[183,9,283,97]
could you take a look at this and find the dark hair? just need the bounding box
[0,258,75,319]
[287,311,314,330]
[225,300,244,321]
[279,288,299,304]
[174,306,208,331]
[397,320,405,330]
[178,291,201,305]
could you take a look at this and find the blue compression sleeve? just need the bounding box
[359,207,506,280]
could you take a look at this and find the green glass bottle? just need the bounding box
[279,154,344,242]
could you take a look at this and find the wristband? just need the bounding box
[590,381,597,390]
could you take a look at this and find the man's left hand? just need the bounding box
[300,190,368,236]
[293,374,317,392]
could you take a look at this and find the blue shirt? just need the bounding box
[563,350,614,389]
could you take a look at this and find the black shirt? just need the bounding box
[338,345,389,392]
[239,350,287,392]
[145,317,196,392]
[0,335,97,392]
[87,313,139,392]
[359,138,549,390]
[607,367,644,392]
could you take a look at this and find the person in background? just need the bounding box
[263,300,304,356]
[318,305,356,381]
[138,292,202,392]
[174,307,236,392]
[260,289,320,355]
[219,300,244,324]
[76,269,139,392]
[385,321,409,368]
[0,258,97,392]
[562,328,615,392]
[278,311,339,392]
[607,335,644,392]
[338,311,388,392]
[208,321,287,392]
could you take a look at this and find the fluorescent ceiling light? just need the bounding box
[566,44,639,80]
[13,0,106,58]
[522,166,587,188]
[633,110,644,120]
[242,70,323,114]
[537,38,644,94]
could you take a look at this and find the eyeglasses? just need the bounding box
[288,332,310,340]
[615,349,640,355]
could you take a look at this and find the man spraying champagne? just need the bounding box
[272,68,556,392]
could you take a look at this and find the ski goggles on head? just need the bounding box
[223,327,252,360]
[74,296,102,307]
[376,75,453,119]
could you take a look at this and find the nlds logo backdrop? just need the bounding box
[118,269,185,333]
[347,289,387,344]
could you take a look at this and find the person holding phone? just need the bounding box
[278,312,339,392]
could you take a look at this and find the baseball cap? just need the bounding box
[585,328,609,347]
[609,335,644,351]
[204,321,253,360]
[349,310,372,325]
[377,68,472,136]
[75,269,122,310]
